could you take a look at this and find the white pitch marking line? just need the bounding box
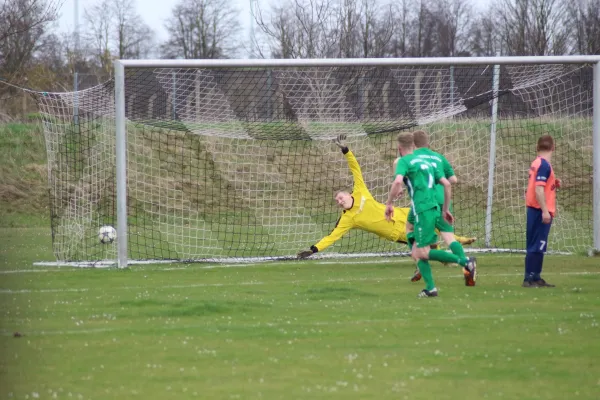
[0,269,59,274]
[0,270,598,294]
[314,259,414,265]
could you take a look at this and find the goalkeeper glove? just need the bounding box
[332,133,347,149]
[297,250,314,259]
[297,246,318,259]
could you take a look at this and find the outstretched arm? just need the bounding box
[297,216,354,258]
[333,134,369,195]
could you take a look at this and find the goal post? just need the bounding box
[593,62,600,257]
[34,56,600,267]
[115,61,128,268]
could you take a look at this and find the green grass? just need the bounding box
[0,123,49,226]
[1,228,600,399]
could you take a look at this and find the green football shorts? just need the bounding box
[408,204,454,233]
[413,206,440,248]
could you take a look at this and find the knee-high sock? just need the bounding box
[417,259,435,291]
[449,241,466,259]
[429,249,467,267]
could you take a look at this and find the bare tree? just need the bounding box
[252,5,296,58]
[254,0,339,58]
[113,0,154,59]
[567,0,600,54]
[336,0,362,58]
[0,0,61,42]
[429,0,471,56]
[0,0,61,79]
[356,0,395,58]
[494,0,568,56]
[161,0,240,59]
[468,10,500,56]
[389,0,412,57]
[84,0,112,74]
[409,0,436,57]
[27,33,77,91]
[84,0,154,71]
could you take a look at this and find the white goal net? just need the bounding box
[33,59,596,265]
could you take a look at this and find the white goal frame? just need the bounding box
[114,56,600,269]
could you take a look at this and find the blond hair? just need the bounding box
[397,131,414,149]
[412,130,429,148]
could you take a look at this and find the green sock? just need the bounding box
[417,259,435,290]
[449,241,466,259]
[429,249,467,267]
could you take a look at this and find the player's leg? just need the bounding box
[435,203,467,258]
[406,208,416,254]
[412,208,442,297]
[432,206,476,285]
[406,208,422,282]
[428,230,476,286]
[412,210,436,295]
[438,230,476,284]
[523,207,538,286]
[524,207,554,287]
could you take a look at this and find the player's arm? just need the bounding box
[386,174,404,206]
[345,150,369,194]
[440,177,452,217]
[534,161,552,223]
[386,158,408,220]
[534,186,550,219]
[442,156,457,184]
[297,216,353,258]
[332,134,369,195]
[392,157,404,199]
[385,174,404,221]
[434,165,453,223]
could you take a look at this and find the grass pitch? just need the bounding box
[1,228,599,400]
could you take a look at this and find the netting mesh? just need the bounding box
[34,62,594,263]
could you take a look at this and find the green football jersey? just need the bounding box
[413,147,455,205]
[395,152,442,214]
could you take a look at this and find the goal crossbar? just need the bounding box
[117,56,600,68]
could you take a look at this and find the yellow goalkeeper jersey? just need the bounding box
[314,150,409,252]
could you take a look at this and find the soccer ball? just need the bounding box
[98,225,117,244]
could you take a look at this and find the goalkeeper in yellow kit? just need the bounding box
[297,135,475,259]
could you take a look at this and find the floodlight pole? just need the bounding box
[114,60,128,268]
